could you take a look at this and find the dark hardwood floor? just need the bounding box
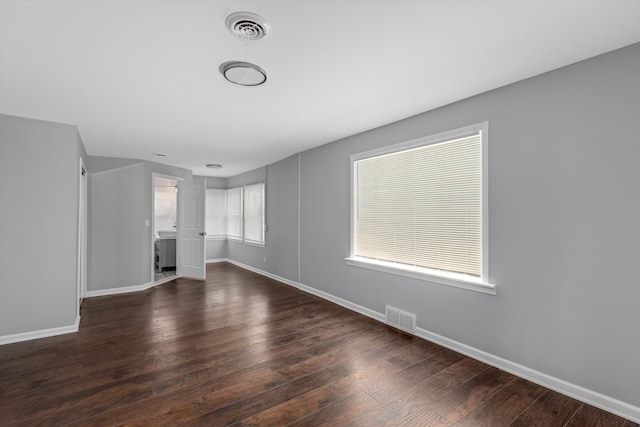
[0,263,636,426]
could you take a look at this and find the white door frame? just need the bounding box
[76,158,87,316]
[151,173,183,283]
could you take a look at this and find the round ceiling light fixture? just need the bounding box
[219,61,267,86]
[206,163,222,169]
[225,11,271,42]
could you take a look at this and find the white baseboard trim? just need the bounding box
[0,315,80,345]
[225,259,300,289]
[223,261,639,423]
[206,258,227,264]
[299,283,386,323]
[86,281,156,298]
[224,260,383,322]
[413,326,639,423]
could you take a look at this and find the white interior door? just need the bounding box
[177,176,206,280]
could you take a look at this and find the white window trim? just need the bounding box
[205,235,227,241]
[244,239,266,248]
[346,122,496,295]
[345,256,496,295]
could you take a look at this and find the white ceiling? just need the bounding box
[1,1,639,177]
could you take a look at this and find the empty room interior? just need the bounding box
[1,1,639,425]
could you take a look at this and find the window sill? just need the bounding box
[345,257,496,295]
[206,236,227,241]
[226,237,265,248]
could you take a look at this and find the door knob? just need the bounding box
[199,232,207,236]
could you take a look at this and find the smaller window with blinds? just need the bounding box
[243,182,265,245]
[347,122,495,295]
[226,187,243,240]
[205,189,226,239]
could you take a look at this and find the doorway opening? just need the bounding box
[153,175,179,284]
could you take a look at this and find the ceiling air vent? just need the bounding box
[225,12,271,42]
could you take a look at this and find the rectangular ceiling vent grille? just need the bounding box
[385,305,416,334]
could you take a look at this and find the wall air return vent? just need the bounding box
[385,306,416,334]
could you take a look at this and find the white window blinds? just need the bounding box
[205,189,226,237]
[226,187,243,239]
[354,132,483,277]
[243,183,265,244]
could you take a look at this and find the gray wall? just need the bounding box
[88,162,146,291]
[87,157,191,291]
[226,166,267,188]
[205,177,227,188]
[206,240,227,261]
[86,156,140,174]
[264,155,300,283]
[295,43,640,407]
[0,114,84,336]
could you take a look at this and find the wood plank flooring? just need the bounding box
[0,262,637,426]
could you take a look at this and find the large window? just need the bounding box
[347,122,494,294]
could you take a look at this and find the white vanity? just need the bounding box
[155,230,176,270]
